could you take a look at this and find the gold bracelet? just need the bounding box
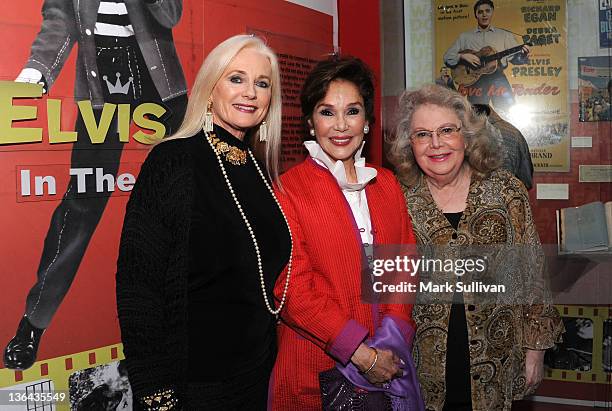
[363,347,378,375]
[140,388,178,410]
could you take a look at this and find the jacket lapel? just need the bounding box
[76,0,102,32]
[306,158,365,253]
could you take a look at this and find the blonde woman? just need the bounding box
[116,34,291,410]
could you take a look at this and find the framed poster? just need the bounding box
[599,0,612,48]
[433,0,570,172]
[578,56,612,121]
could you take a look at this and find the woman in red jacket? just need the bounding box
[270,56,423,410]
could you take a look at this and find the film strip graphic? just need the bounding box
[544,305,612,384]
[0,343,124,411]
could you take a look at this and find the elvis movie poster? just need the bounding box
[578,56,612,122]
[599,0,612,48]
[0,1,332,409]
[433,0,569,172]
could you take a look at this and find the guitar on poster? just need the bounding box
[451,43,534,87]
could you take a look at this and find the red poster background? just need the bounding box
[0,0,332,371]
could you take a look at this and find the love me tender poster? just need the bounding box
[433,0,569,172]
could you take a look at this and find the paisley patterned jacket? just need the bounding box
[401,169,563,411]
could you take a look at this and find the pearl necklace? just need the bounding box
[205,131,293,316]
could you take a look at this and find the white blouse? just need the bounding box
[304,141,377,246]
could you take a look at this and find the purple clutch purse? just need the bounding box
[319,367,393,410]
[319,317,425,411]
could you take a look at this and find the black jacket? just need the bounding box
[25,0,187,108]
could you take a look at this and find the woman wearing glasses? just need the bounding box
[387,84,563,411]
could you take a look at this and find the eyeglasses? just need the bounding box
[409,124,462,145]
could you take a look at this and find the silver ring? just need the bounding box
[382,383,390,389]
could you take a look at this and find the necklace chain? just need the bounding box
[205,131,293,316]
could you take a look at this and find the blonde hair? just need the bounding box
[168,34,282,182]
[387,83,502,187]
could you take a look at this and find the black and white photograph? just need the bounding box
[545,317,593,371]
[604,318,612,373]
[69,360,132,410]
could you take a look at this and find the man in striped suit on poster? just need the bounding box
[4,0,187,370]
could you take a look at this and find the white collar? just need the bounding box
[475,25,495,33]
[304,140,377,192]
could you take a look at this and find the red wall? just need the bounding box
[337,0,383,165]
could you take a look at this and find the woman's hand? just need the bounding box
[525,349,545,394]
[351,343,402,385]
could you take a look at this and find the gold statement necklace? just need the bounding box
[205,130,293,316]
[208,133,247,165]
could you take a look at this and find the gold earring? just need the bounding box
[204,100,213,132]
[259,121,268,142]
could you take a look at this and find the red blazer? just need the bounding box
[270,158,417,410]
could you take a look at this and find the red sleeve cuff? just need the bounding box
[327,319,369,365]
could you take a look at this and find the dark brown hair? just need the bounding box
[474,0,494,14]
[300,56,375,138]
